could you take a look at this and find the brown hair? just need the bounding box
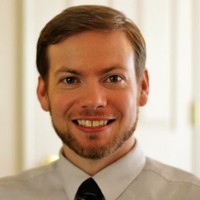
[36,5,146,80]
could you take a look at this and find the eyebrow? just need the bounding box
[100,66,124,74]
[55,65,125,76]
[55,67,80,76]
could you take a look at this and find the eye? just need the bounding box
[63,76,78,84]
[107,75,122,83]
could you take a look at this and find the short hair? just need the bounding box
[36,5,146,81]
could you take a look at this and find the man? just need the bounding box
[0,5,200,200]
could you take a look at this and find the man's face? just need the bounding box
[37,30,149,159]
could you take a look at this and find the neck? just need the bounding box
[63,137,135,176]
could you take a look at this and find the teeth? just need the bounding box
[77,120,108,127]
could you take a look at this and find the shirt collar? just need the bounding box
[57,140,146,200]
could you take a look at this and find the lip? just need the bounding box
[72,118,115,133]
[77,119,108,127]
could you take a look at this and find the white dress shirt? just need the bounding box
[0,140,200,199]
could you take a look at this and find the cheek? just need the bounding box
[113,91,138,118]
[49,93,74,117]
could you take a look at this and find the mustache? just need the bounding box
[77,109,106,117]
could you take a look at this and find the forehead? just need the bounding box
[47,30,134,71]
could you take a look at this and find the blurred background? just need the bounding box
[1,0,200,177]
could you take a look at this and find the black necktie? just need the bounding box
[75,178,105,200]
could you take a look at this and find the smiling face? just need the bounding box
[37,30,149,160]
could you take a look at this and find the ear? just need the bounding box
[138,69,149,106]
[37,76,50,111]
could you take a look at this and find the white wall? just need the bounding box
[192,0,200,176]
[1,0,200,177]
[0,0,22,176]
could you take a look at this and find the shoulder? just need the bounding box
[0,161,62,198]
[0,161,58,184]
[144,157,200,185]
[140,157,200,198]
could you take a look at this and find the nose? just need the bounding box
[80,83,107,109]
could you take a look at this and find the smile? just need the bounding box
[77,120,108,127]
[74,120,114,128]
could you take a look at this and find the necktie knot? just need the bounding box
[75,178,104,200]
